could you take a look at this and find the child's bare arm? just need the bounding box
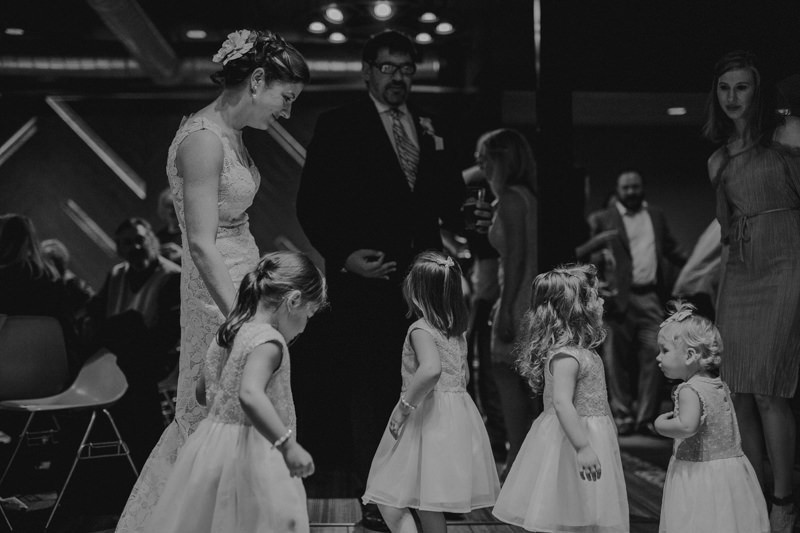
[402,329,442,406]
[654,386,702,439]
[551,354,601,481]
[388,329,441,438]
[239,342,314,477]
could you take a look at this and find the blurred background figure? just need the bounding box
[461,164,508,463]
[0,213,85,375]
[82,217,180,467]
[670,219,722,321]
[41,237,95,319]
[476,128,540,480]
[588,170,686,437]
[155,187,182,265]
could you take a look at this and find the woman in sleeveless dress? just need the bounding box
[115,29,309,533]
[475,128,539,480]
[703,50,800,532]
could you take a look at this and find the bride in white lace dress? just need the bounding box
[115,29,309,533]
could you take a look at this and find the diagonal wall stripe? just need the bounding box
[62,198,117,258]
[0,117,37,169]
[45,96,147,199]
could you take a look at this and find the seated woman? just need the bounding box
[0,213,84,375]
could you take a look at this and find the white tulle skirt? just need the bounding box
[492,411,629,532]
[142,418,309,533]
[659,455,768,533]
[362,390,500,512]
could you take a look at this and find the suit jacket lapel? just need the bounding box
[649,208,664,260]
[611,208,631,256]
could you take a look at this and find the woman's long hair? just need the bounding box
[515,264,606,394]
[476,128,537,195]
[216,251,327,351]
[0,214,58,280]
[702,50,782,146]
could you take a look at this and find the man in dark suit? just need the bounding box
[590,170,686,437]
[296,30,465,530]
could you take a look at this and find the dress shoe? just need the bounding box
[360,503,390,532]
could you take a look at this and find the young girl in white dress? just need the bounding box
[493,264,629,532]
[141,251,326,533]
[654,301,768,533]
[363,251,501,533]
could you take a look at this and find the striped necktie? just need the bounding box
[389,108,419,190]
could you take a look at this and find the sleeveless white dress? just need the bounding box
[115,116,261,532]
[362,318,500,512]
[142,323,308,533]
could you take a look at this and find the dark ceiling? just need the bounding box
[1,1,799,106]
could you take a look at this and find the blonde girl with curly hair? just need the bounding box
[493,264,628,532]
[655,301,768,533]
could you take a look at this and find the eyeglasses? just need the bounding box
[369,61,416,76]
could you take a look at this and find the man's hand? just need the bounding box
[344,249,397,279]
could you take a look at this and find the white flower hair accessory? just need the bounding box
[212,30,257,65]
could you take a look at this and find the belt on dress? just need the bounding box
[731,207,799,261]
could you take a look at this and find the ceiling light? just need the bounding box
[371,1,394,20]
[307,21,327,34]
[434,21,454,35]
[328,32,347,43]
[4,28,24,36]
[415,32,433,45]
[185,29,207,39]
[324,5,345,24]
[666,107,687,116]
[419,12,439,23]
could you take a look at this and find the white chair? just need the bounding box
[0,351,138,531]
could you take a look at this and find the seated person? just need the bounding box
[0,214,84,375]
[83,217,180,467]
[41,237,95,320]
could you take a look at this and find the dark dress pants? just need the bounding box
[603,290,664,426]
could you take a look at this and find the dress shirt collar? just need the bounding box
[368,92,411,118]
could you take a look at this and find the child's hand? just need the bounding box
[280,440,315,478]
[388,405,410,439]
[576,445,602,481]
[654,411,675,435]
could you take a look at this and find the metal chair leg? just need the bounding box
[0,413,34,489]
[101,409,139,477]
[0,413,35,532]
[44,410,97,530]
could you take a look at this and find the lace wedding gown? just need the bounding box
[116,116,260,532]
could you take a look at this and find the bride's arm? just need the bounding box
[178,130,237,317]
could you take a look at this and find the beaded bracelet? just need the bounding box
[272,428,293,450]
[400,395,417,411]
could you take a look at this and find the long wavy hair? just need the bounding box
[515,264,606,394]
[216,251,327,351]
[702,50,782,146]
[210,29,310,88]
[402,251,468,337]
[0,213,58,280]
